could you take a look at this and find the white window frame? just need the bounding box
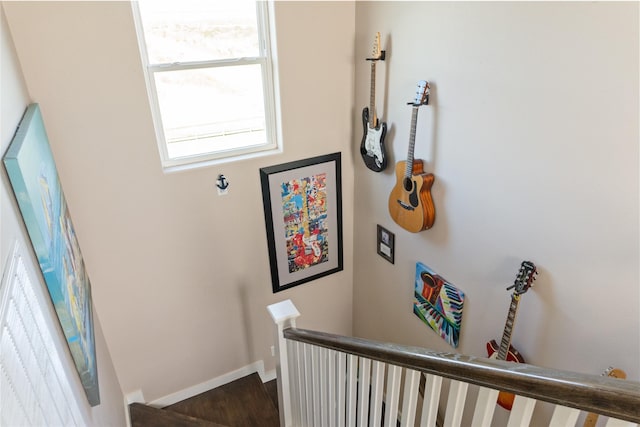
[131,1,281,172]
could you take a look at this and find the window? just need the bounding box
[132,0,279,170]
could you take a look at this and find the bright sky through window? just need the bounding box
[134,0,277,168]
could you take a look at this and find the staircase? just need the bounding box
[129,373,280,427]
[268,300,640,427]
[128,300,640,427]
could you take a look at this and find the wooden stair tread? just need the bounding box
[129,402,227,427]
[165,373,280,427]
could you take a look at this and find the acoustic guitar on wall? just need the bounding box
[360,32,387,172]
[486,260,538,410]
[583,367,627,427]
[388,80,435,232]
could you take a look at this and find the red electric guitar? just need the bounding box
[486,260,538,410]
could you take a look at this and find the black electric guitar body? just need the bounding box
[361,107,387,172]
[360,32,387,172]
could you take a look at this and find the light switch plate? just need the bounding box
[377,224,395,264]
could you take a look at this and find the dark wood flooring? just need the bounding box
[130,373,279,427]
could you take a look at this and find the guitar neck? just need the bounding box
[369,61,377,127]
[404,106,419,179]
[497,294,520,360]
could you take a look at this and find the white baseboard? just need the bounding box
[148,360,270,408]
[125,389,145,405]
[123,389,145,427]
[261,368,277,382]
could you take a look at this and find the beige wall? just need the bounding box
[1,5,126,425]
[3,1,355,402]
[4,0,638,422]
[352,1,638,424]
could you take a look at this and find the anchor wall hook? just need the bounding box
[217,174,229,190]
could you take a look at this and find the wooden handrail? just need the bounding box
[284,327,640,424]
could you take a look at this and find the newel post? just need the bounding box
[268,299,300,427]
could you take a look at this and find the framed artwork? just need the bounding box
[413,262,465,348]
[260,152,343,293]
[3,104,100,406]
[376,224,394,264]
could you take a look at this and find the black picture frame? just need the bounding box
[260,152,343,293]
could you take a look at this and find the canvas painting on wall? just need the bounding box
[413,262,465,348]
[3,104,100,406]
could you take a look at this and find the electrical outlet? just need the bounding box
[270,345,275,357]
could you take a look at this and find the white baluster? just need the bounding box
[312,345,322,426]
[358,358,372,427]
[400,369,421,427]
[506,395,536,427]
[347,354,359,426]
[443,380,469,427]
[294,341,306,426]
[320,347,329,427]
[548,405,580,426]
[304,343,314,427]
[369,361,386,427]
[470,387,499,427]
[337,352,347,427]
[420,373,443,426]
[327,349,337,427]
[287,340,301,426]
[384,365,402,427]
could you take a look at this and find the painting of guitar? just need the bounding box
[360,32,387,172]
[486,260,538,410]
[583,367,627,426]
[388,80,435,232]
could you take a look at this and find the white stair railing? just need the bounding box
[269,300,639,427]
[268,299,300,427]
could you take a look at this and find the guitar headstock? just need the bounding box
[410,80,430,106]
[366,32,385,61]
[603,367,627,379]
[371,32,383,60]
[507,260,537,296]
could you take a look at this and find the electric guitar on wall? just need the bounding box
[583,367,627,427]
[360,32,387,172]
[486,260,538,410]
[388,80,435,232]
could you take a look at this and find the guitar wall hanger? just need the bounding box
[366,50,386,61]
[408,92,429,106]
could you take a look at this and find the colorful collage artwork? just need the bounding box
[281,173,329,273]
[413,262,465,348]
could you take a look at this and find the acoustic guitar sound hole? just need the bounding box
[403,177,413,192]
